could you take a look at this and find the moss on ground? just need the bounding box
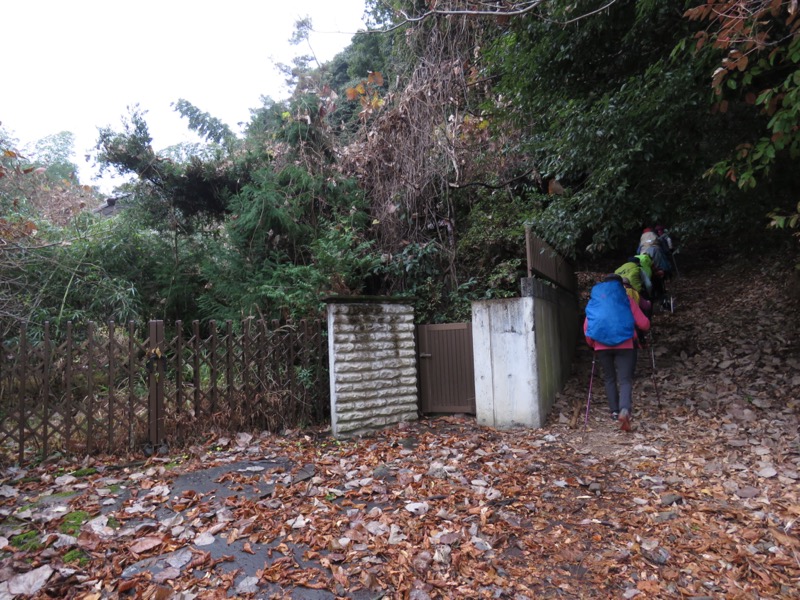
[10,531,42,552]
[59,510,90,535]
[51,490,78,498]
[71,467,98,478]
[63,548,89,566]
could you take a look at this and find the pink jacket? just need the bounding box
[584,296,650,350]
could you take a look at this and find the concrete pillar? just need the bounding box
[327,299,418,437]
[472,298,542,428]
[472,280,578,429]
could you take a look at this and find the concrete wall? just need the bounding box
[473,297,539,427]
[327,300,418,437]
[522,278,579,417]
[473,280,578,429]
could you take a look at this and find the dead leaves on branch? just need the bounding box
[346,71,386,123]
[340,17,524,256]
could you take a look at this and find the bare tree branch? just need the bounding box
[353,0,622,34]
[396,0,546,22]
[447,167,537,190]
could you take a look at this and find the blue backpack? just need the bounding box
[585,281,634,346]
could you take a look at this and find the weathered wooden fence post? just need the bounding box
[42,322,52,458]
[147,320,165,446]
[18,323,27,464]
[87,321,96,454]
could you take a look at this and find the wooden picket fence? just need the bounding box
[524,226,577,294]
[0,318,328,464]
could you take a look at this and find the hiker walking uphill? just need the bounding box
[638,227,672,279]
[636,224,679,309]
[654,224,679,278]
[584,274,651,432]
[615,256,652,298]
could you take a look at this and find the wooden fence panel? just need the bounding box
[0,318,329,464]
[524,226,577,294]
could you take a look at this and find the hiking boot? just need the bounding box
[618,409,631,432]
[611,412,619,421]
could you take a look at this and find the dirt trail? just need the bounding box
[552,254,800,462]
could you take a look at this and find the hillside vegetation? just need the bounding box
[2,0,799,335]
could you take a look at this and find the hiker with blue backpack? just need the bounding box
[584,273,651,431]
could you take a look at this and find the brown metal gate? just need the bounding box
[417,323,476,414]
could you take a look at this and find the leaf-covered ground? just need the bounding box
[1,256,798,599]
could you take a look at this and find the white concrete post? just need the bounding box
[472,297,543,428]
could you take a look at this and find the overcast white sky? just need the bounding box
[3,0,367,191]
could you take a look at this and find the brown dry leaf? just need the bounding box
[770,529,799,549]
[331,565,349,588]
[117,578,141,593]
[226,527,239,545]
[129,536,163,554]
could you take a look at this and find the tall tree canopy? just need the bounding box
[5,0,799,335]
[685,0,800,240]
[482,1,754,254]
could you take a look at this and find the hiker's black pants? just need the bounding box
[597,348,637,415]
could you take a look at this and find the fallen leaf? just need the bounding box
[736,486,760,499]
[166,548,192,569]
[757,466,777,478]
[153,566,181,583]
[286,515,308,529]
[7,565,53,595]
[770,529,800,549]
[637,579,661,593]
[405,501,429,516]
[388,524,407,544]
[194,532,215,546]
[130,536,163,554]
[0,485,19,498]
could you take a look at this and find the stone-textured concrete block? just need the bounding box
[328,301,418,438]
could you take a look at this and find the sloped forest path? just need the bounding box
[0,251,798,599]
[559,252,799,461]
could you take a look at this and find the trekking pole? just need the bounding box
[670,248,679,280]
[584,352,596,430]
[649,333,662,409]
